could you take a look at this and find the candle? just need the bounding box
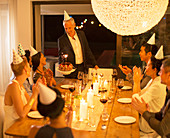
[87,88,94,107]
[63,54,68,62]
[93,81,99,95]
[104,80,108,90]
[80,98,87,121]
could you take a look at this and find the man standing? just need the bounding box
[132,58,170,137]
[58,11,98,78]
[119,34,158,89]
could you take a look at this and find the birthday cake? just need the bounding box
[59,62,73,71]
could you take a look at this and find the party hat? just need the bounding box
[147,33,155,45]
[30,46,38,56]
[13,49,23,64]
[39,83,57,105]
[64,10,71,21]
[18,43,25,56]
[155,45,164,59]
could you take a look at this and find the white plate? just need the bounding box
[114,116,136,124]
[56,67,76,75]
[117,98,132,104]
[27,111,43,119]
[121,86,132,90]
[60,84,74,89]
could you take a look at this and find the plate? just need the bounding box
[121,86,132,90]
[56,67,76,75]
[60,84,74,89]
[117,98,132,104]
[27,111,43,119]
[114,116,136,124]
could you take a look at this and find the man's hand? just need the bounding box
[131,97,148,115]
[119,64,132,75]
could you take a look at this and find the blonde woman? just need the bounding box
[3,51,39,138]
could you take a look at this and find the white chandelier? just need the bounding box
[91,0,169,36]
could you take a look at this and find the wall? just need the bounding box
[16,0,91,50]
[15,0,32,50]
[16,0,170,53]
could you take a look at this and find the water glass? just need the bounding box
[88,108,96,127]
[64,92,71,108]
[83,73,88,86]
[77,71,84,80]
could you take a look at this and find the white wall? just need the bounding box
[15,0,32,50]
[15,0,92,51]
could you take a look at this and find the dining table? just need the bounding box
[5,78,139,138]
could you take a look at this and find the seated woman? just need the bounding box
[3,50,39,138]
[28,83,73,138]
[132,56,166,136]
[32,52,56,86]
[23,50,33,96]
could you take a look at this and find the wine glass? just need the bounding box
[112,69,118,78]
[116,79,124,97]
[112,69,117,87]
[100,91,109,122]
[69,83,75,93]
[77,71,84,80]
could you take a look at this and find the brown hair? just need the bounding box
[162,58,170,73]
[11,58,28,76]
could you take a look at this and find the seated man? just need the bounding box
[132,58,170,137]
[119,42,158,89]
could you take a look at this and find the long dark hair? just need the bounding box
[25,50,30,63]
[32,52,41,71]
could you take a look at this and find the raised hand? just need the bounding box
[44,69,53,86]
[133,67,143,83]
[119,64,132,75]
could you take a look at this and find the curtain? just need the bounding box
[0,0,17,96]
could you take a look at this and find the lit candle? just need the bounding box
[104,80,108,90]
[80,98,87,121]
[63,54,68,62]
[87,88,94,107]
[93,81,99,96]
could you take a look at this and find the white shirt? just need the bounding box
[67,33,83,64]
[133,76,166,133]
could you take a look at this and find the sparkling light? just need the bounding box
[91,0,169,36]
[91,21,94,24]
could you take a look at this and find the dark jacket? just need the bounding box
[58,30,97,69]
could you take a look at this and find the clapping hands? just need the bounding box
[133,66,143,83]
[132,97,149,115]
